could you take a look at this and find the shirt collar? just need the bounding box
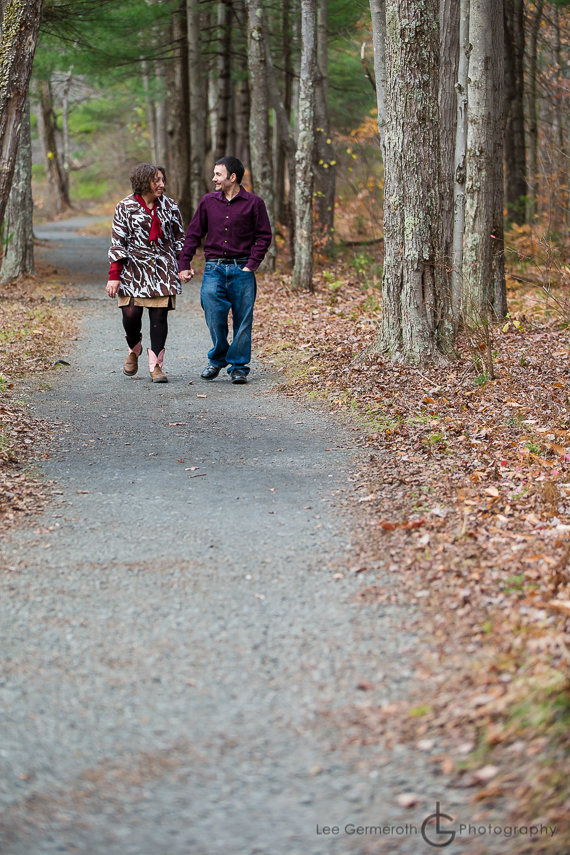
[215,185,247,203]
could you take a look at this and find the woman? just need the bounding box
[106,163,185,382]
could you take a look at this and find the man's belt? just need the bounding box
[206,256,249,264]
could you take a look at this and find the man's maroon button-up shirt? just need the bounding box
[178,186,272,273]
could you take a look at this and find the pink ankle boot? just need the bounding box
[148,348,168,383]
[123,337,142,376]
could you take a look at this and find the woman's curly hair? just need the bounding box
[130,163,167,195]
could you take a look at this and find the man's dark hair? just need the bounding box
[130,163,167,195]
[215,156,245,184]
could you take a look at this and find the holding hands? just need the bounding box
[179,268,195,283]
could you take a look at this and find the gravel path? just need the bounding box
[0,221,500,854]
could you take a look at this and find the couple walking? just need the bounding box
[106,156,272,384]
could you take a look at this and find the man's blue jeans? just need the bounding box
[200,260,257,375]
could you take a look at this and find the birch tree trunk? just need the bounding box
[187,0,208,210]
[369,0,386,150]
[377,0,452,364]
[154,60,169,167]
[0,0,43,230]
[245,0,275,269]
[451,0,469,325]
[291,0,316,290]
[504,0,526,223]
[313,0,335,241]
[0,98,33,283]
[526,0,544,220]
[233,0,251,178]
[141,60,158,162]
[463,0,504,320]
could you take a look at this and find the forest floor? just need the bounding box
[0,221,568,852]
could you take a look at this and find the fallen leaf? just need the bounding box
[395,793,419,808]
[254,592,266,600]
[197,394,206,398]
[485,486,500,498]
[473,765,499,783]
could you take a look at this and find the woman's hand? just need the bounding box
[106,280,120,298]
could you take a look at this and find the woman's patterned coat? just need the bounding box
[108,195,185,298]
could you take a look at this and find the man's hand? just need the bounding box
[106,280,120,298]
[179,268,194,282]
[243,267,252,272]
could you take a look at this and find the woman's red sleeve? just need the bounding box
[108,259,123,281]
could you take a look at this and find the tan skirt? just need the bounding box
[118,294,176,310]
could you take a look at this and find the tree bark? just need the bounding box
[141,59,158,162]
[0,97,33,283]
[439,0,459,318]
[526,0,544,220]
[313,0,335,241]
[452,0,469,326]
[214,0,232,160]
[0,0,43,231]
[38,79,72,215]
[369,0,386,150]
[292,0,317,290]
[168,3,192,225]
[377,0,452,364]
[245,0,275,269]
[491,0,506,319]
[187,0,208,210]
[154,60,169,167]
[504,0,526,224]
[463,0,504,320]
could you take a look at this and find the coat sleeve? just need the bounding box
[108,202,130,264]
[169,202,185,256]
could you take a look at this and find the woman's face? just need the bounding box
[149,171,165,199]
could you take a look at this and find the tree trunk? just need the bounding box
[292,0,317,290]
[439,0,459,320]
[154,60,169,167]
[0,0,43,231]
[491,0,506,319]
[168,3,192,225]
[452,0,469,326]
[504,0,526,224]
[38,79,72,216]
[526,0,544,221]
[377,0,452,364]
[369,0,386,150]
[463,0,504,320]
[214,0,232,160]
[313,0,335,241]
[0,97,33,283]
[187,0,208,210]
[245,0,275,269]
[264,21,296,255]
[141,59,158,162]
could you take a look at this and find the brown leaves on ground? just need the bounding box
[0,268,77,547]
[256,259,570,851]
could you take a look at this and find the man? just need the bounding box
[179,156,272,384]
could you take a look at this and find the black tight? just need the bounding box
[122,300,168,355]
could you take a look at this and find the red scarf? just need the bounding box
[135,194,163,243]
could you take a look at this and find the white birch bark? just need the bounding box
[463,0,503,319]
[451,0,469,325]
[368,0,386,150]
[291,0,317,290]
[0,97,33,283]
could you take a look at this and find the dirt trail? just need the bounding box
[0,220,495,854]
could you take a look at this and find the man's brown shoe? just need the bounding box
[124,337,142,376]
[148,348,168,383]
